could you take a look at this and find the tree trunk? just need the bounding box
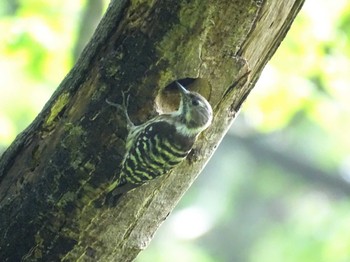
[0,0,305,261]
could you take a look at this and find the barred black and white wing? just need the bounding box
[122,117,196,184]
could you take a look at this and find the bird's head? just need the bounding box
[175,81,213,137]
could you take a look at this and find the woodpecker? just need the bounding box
[106,81,213,193]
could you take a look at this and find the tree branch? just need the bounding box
[0,0,305,260]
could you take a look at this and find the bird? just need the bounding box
[106,81,213,196]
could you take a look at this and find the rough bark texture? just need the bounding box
[0,0,304,261]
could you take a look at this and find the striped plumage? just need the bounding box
[108,81,212,191]
[122,119,195,184]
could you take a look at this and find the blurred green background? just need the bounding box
[1,0,350,261]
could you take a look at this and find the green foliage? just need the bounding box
[1,0,350,261]
[0,0,83,146]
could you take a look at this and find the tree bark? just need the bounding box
[0,0,305,261]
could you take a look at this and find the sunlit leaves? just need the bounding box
[0,0,84,147]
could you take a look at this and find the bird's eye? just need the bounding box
[192,99,200,106]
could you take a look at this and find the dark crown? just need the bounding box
[173,82,213,137]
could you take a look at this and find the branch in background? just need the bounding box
[73,0,104,61]
[231,132,350,196]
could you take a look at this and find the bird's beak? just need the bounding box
[176,81,190,95]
